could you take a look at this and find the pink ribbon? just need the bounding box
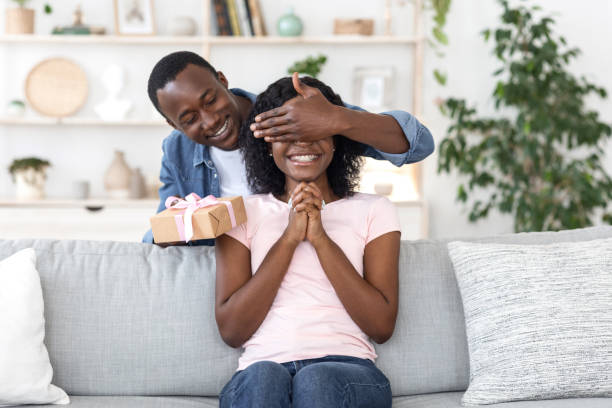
[165,193,237,242]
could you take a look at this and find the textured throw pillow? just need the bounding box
[0,248,69,407]
[448,238,612,406]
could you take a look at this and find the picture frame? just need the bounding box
[114,0,156,36]
[352,67,395,111]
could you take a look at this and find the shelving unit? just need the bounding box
[0,0,429,240]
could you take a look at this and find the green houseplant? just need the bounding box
[438,0,612,232]
[9,157,51,200]
[287,54,327,78]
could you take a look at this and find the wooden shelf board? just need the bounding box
[0,118,167,126]
[0,198,159,208]
[0,34,418,45]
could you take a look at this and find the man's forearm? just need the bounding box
[334,105,410,154]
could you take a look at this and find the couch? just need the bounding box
[1,225,611,408]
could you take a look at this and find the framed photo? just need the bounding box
[114,0,156,36]
[352,67,395,111]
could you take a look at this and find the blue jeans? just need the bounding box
[219,355,391,408]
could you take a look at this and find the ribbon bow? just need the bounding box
[165,193,237,242]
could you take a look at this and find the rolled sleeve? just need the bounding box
[342,101,434,167]
[378,110,435,166]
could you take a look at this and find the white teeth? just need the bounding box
[291,155,319,162]
[213,119,229,137]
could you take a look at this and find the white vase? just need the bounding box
[14,169,46,200]
[104,150,131,199]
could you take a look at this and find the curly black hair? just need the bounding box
[239,77,365,199]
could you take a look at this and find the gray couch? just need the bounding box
[2,226,611,408]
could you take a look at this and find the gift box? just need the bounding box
[150,194,246,243]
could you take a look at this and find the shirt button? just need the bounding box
[214,174,217,178]
[207,161,213,166]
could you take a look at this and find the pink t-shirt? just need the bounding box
[224,192,400,370]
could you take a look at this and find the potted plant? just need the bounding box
[438,0,612,232]
[9,157,51,200]
[4,0,36,34]
[287,54,327,78]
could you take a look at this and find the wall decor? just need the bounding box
[94,64,133,121]
[114,0,155,36]
[352,67,395,111]
[25,58,88,118]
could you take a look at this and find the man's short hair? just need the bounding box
[147,51,217,118]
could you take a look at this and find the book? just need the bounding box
[247,0,266,36]
[235,0,253,36]
[225,0,242,36]
[212,0,232,36]
[209,1,219,35]
[243,0,255,37]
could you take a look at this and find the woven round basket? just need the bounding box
[25,58,88,117]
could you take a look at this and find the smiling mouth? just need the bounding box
[208,118,230,139]
[288,154,321,164]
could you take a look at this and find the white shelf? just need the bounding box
[0,34,419,46]
[0,198,159,208]
[208,35,419,45]
[0,118,167,126]
[0,34,203,45]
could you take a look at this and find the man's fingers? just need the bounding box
[253,125,294,139]
[250,115,291,132]
[253,105,290,124]
[264,134,298,143]
[292,71,321,98]
[292,72,306,97]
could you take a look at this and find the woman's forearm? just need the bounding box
[217,235,298,347]
[312,235,396,343]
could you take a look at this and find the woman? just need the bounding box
[215,76,400,408]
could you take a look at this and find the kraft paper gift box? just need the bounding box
[150,194,246,243]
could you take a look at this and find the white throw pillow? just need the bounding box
[448,238,612,406]
[0,248,69,407]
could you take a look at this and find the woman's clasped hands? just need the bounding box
[283,182,328,247]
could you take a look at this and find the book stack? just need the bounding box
[212,0,267,36]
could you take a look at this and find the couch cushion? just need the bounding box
[392,392,612,408]
[0,240,241,397]
[23,396,218,407]
[448,238,612,405]
[374,226,612,396]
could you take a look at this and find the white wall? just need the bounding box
[0,0,610,238]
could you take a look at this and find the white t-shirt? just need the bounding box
[209,147,250,197]
[225,192,401,370]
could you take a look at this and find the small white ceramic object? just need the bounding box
[94,64,133,121]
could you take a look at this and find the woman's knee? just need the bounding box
[220,361,292,407]
[292,362,391,408]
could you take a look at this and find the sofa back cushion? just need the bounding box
[1,226,610,397]
[0,240,240,397]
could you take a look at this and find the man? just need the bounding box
[143,51,434,245]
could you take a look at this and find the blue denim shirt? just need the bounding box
[143,88,434,245]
